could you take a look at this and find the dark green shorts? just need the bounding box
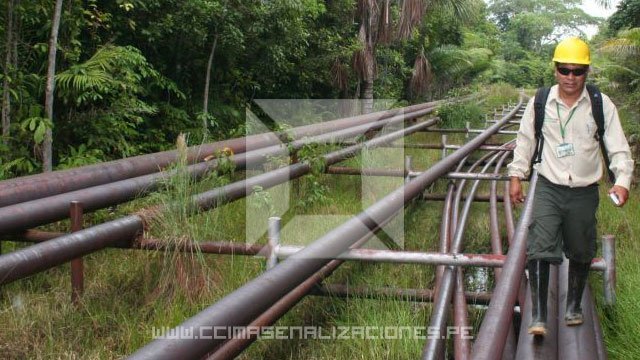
[527,176,599,264]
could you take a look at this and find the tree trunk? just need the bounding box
[362,79,374,114]
[361,8,376,115]
[202,34,218,132]
[43,0,64,172]
[2,0,16,144]
[12,0,19,68]
[362,44,375,114]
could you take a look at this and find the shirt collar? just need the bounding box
[549,84,589,107]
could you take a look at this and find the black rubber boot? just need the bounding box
[565,260,590,326]
[527,260,550,336]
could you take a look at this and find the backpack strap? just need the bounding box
[586,84,615,183]
[529,87,551,178]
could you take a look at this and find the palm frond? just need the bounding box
[56,68,113,93]
[601,63,640,78]
[600,28,640,59]
[429,45,474,76]
[466,48,493,69]
[601,39,640,58]
[592,0,613,9]
[55,45,175,106]
[427,0,477,25]
[398,0,425,40]
[330,58,349,92]
[409,49,432,98]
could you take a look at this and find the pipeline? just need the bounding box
[557,260,599,360]
[0,117,438,285]
[310,284,494,305]
[488,149,519,359]
[127,98,524,360]
[0,101,441,207]
[470,170,540,359]
[0,95,612,359]
[0,106,437,234]
[423,150,506,359]
[515,265,559,359]
[204,224,381,360]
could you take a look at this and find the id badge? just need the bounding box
[556,143,575,158]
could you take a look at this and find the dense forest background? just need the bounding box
[0,0,638,178]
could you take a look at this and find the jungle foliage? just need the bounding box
[0,0,637,179]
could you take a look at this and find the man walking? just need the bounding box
[507,37,634,336]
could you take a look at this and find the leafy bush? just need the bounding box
[54,45,185,159]
[436,102,485,129]
[482,83,520,111]
[57,144,105,169]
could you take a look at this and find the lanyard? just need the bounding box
[556,102,577,141]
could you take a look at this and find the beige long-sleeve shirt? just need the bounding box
[507,85,634,189]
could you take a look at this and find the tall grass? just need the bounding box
[594,186,640,359]
[1,87,637,359]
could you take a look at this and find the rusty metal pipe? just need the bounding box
[326,166,407,177]
[557,261,598,360]
[3,232,607,271]
[430,148,504,359]
[326,166,512,181]
[128,100,525,360]
[0,141,248,208]
[435,151,489,297]
[503,180,515,245]
[451,151,498,237]
[502,170,528,324]
[515,265,559,359]
[339,141,511,151]
[276,245,507,267]
[0,118,437,285]
[205,259,346,360]
[589,289,608,360]
[453,269,471,360]
[489,151,512,272]
[433,155,468,298]
[470,171,539,359]
[602,235,616,306]
[191,119,438,211]
[310,283,493,305]
[423,193,504,203]
[488,149,519,359]
[137,240,264,256]
[431,112,517,359]
[0,108,435,235]
[424,150,504,359]
[0,216,143,285]
[70,201,84,305]
[3,231,264,255]
[205,223,381,360]
[0,102,440,207]
[444,172,511,181]
[434,181,456,297]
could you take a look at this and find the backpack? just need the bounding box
[529,84,615,183]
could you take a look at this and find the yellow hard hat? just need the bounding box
[552,37,590,65]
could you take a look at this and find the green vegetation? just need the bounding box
[0,0,639,358]
[437,102,485,129]
[0,0,637,176]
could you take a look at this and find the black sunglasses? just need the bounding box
[557,67,588,76]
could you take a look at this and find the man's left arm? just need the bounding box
[602,95,635,206]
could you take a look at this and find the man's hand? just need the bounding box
[608,185,629,207]
[510,177,525,205]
